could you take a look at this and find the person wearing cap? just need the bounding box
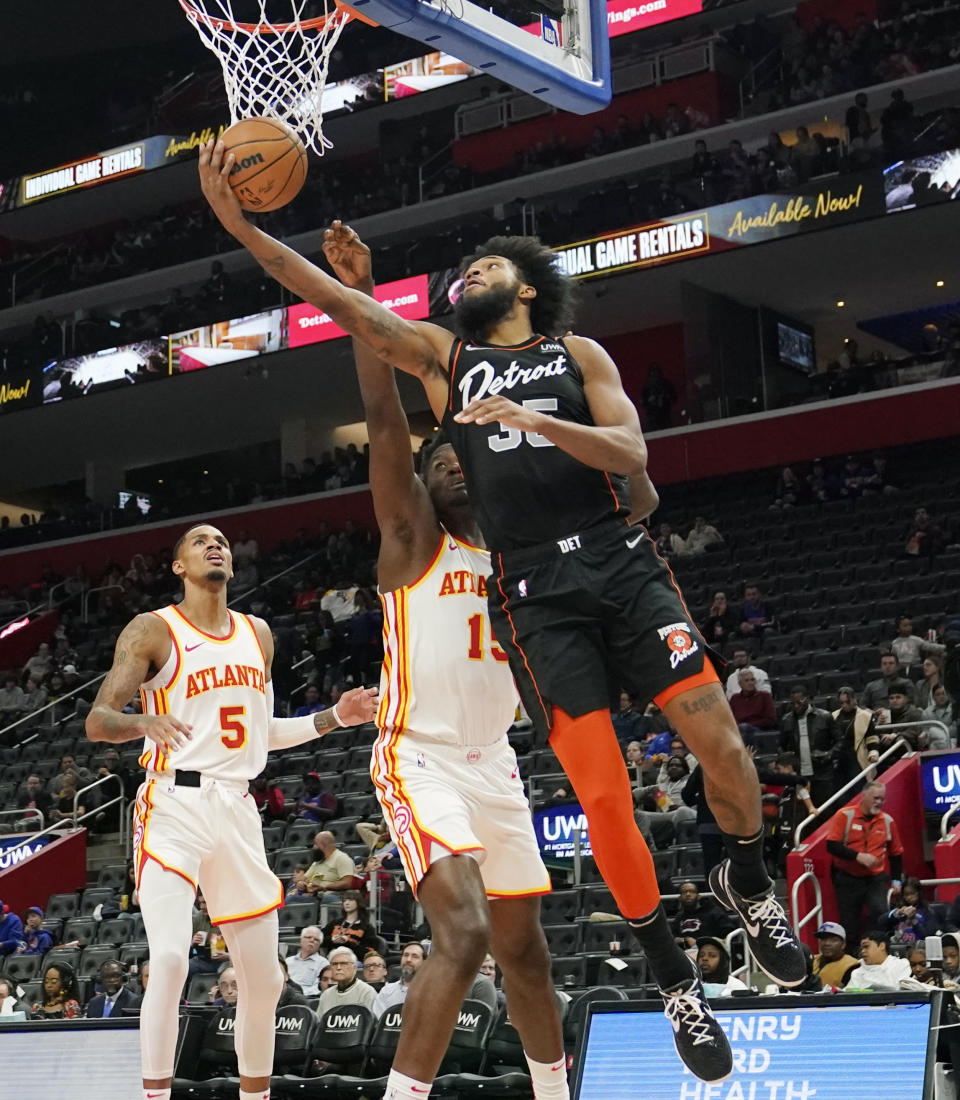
[826,781,904,952]
[17,907,54,956]
[696,937,747,995]
[846,929,911,989]
[811,922,858,989]
[0,902,24,957]
[292,772,338,824]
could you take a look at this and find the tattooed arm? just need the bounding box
[198,144,453,381]
[85,614,193,751]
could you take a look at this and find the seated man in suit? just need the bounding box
[86,959,142,1018]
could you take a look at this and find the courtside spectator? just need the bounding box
[211,965,239,1008]
[32,962,81,1018]
[294,684,326,717]
[847,930,911,989]
[683,516,724,556]
[724,647,771,699]
[831,688,879,787]
[883,876,940,946]
[362,953,388,991]
[17,906,52,955]
[697,937,746,995]
[730,670,777,734]
[739,583,775,637]
[826,782,903,952]
[0,901,24,956]
[779,685,836,805]
[292,774,339,824]
[862,652,917,711]
[86,959,141,1017]
[811,922,858,989]
[702,591,738,648]
[0,978,28,1017]
[285,927,329,996]
[890,615,945,670]
[373,941,426,1017]
[316,947,377,1015]
[305,831,357,904]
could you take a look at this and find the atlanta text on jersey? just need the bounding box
[184,663,266,699]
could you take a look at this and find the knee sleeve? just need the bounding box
[550,707,661,919]
[222,911,282,1078]
[138,860,196,1080]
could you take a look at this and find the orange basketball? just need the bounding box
[221,117,307,212]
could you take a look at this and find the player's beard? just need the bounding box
[205,568,228,583]
[454,281,520,340]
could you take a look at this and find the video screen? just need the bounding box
[166,309,283,372]
[777,321,815,374]
[117,491,152,517]
[884,147,960,213]
[42,339,167,403]
[574,998,934,1100]
[2,1022,141,1099]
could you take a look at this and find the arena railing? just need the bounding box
[0,672,107,741]
[941,803,960,839]
[790,869,823,942]
[0,806,44,834]
[71,772,128,851]
[791,723,950,848]
[80,584,124,623]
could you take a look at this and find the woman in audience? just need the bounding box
[322,890,379,958]
[702,591,737,648]
[32,963,81,1018]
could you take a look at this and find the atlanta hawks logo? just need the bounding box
[393,806,412,834]
[657,621,699,670]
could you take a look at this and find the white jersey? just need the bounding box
[377,532,518,746]
[138,605,270,782]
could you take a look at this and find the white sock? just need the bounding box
[385,1068,433,1098]
[143,1091,171,1100]
[239,1090,269,1100]
[525,1053,570,1100]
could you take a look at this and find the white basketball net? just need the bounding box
[179,0,352,155]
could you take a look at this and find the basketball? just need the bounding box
[220,117,307,212]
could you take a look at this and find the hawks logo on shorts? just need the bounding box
[657,621,700,670]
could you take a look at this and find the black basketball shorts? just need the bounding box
[488,519,722,740]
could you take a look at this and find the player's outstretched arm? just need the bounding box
[250,616,377,747]
[454,335,647,475]
[86,614,193,752]
[323,222,440,548]
[198,141,452,380]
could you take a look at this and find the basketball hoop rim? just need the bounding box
[177,0,358,34]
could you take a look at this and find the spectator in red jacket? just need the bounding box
[250,775,285,822]
[730,669,778,738]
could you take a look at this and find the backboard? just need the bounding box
[344,0,612,113]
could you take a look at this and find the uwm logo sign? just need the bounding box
[457,1010,482,1029]
[328,1013,361,1029]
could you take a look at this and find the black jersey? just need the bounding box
[441,335,630,551]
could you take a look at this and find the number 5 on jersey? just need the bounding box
[220,705,247,750]
[467,613,508,662]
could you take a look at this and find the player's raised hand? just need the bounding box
[322,220,373,290]
[141,714,193,754]
[198,139,246,234]
[335,685,379,726]
[455,395,551,435]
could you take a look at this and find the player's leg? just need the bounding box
[139,859,196,1097]
[387,854,491,1098]
[660,680,806,988]
[487,897,567,1099]
[549,705,732,1082]
[220,910,284,1099]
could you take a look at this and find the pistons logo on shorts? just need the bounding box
[466,748,482,765]
[657,621,700,670]
[393,805,412,834]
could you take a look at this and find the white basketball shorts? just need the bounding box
[370,731,551,899]
[133,775,283,925]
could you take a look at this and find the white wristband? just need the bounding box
[330,702,346,727]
